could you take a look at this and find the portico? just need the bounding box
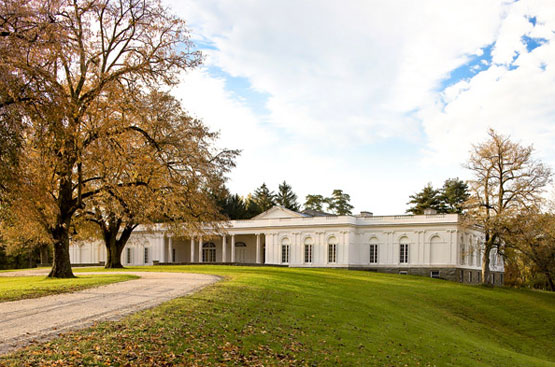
[158,233,265,264]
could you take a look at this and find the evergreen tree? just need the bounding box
[253,183,276,212]
[304,194,327,211]
[406,183,441,214]
[275,181,300,211]
[440,178,470,214]
[327,189,354,215]
[220,194,250,220]
[245,194,263,218]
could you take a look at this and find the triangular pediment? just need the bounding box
[252,206,307,220]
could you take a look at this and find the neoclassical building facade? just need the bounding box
[70,206,505,284]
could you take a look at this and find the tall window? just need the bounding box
[369,241,378,264]
[144,247,149,264]
[399,242,409,264]
[460,242,466,265]
[126,247,132,264]
[281,238,290,264]
[172,248,176,263]
[304,237,313,263]
[203,242,216,262]
[328,236,337,263]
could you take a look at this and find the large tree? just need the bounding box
[465,129,551,285]
[327,189,354,215]
[252,183,276,212]
[440,178,470,214]
[406,183,442,215]
[275,181,300,211]
[304,194,327,211]
[0,0,200,277]
[503,212,555,291]
[79,91,236,268]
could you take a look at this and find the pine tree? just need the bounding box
[245,195,263,218]
[406,183,441,214]
[440,178,470,214]
[304,194,327,211]
[220,194,250,220]
[275,181,300,211]
[253,183,276,212]
[327,189,354,215]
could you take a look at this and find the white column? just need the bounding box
[190,237,195,263]
[168,236,173,263]
[198,236,203,263]
[160,235,166,263]
[265,233,272,264]
[256,233,261,264]
[231,234,236,262]
[222,235,227,263]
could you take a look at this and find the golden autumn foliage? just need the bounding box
[0,0,234,277]
[464,129,552,285]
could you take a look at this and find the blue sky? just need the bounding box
[170,0,555,214]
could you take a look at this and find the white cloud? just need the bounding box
[167,0,555,214]
[421,0,555,168]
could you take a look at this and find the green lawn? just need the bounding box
[0,274,138,302]
[2,266,554,367]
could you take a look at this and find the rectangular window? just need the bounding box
[399,271,408,275]
[400,244,409,264]
[144,247,149,264]
[126,247,132,264]
[369,244,378,263]
[468,271,473,283]
[460,244,465,265]
[431,271,440,279]
[304,244,313,263]
[172,248,176,263]
[281,245,289,264]
[328,244,337,263]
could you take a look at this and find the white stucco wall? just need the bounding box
[69,208,500,274]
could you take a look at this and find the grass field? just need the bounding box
[0,274,138,302]
[2,266,554,366]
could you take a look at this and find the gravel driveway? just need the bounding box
[0,270,219,355]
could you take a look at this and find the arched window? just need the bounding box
[235,242,247,247]
[281,238,290,264]
[399,237,409,264]
[304,237,313,263]
[369,237,378,264]
[202,242,216,263]
[328,236,338,263]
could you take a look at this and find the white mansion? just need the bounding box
[70,206,504,284]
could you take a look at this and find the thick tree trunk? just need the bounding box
[105,240,125,269]
[102,221,136,269]
[48,233,74,278]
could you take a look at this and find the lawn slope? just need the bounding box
[2,266,554,366]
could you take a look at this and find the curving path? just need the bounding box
[0,270,219,355]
